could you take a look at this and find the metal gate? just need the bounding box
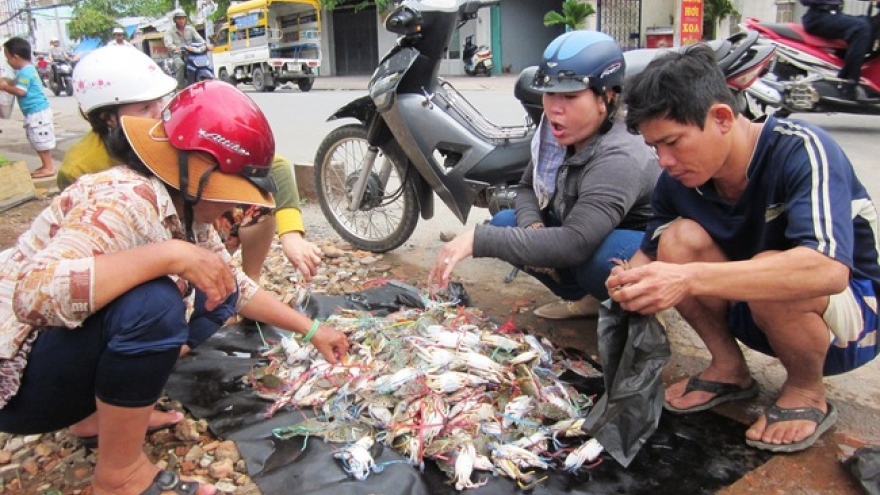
[332,6,378,75]
[597,0,642,50]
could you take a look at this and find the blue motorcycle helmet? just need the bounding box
[532,31,626,95]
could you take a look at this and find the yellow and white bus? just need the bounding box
[212,0,321,92]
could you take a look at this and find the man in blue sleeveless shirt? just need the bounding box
[608,44,879,453]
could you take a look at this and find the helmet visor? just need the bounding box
[531,71,597,93]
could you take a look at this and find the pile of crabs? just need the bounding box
[249,298,606,490]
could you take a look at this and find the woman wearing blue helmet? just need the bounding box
[431,31,659,320]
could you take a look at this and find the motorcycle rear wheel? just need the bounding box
[314,124,419,253]
[742,91,790,122]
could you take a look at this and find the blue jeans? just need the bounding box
[0,277,237,435]
[491,209,643,301]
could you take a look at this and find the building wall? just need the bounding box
[500,0,564,74]
[0,0,72,51]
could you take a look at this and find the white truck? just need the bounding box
[212,0,321,92]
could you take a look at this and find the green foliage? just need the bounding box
[320,0,393,12]
[66,0,229,41]
[704,0,739,25]
[544,0,595,31]
[702,0,739,39]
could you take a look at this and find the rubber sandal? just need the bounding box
[30,170,56,179]
[664,376,759,414]
[77,410,184,448]
[140,470,205,495]
[745,401,838,453]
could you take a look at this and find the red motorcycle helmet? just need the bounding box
[162,80,276,196]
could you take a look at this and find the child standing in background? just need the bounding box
[0,37,56,178]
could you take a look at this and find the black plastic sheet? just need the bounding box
[299,281,470,320]
[581,301,670,467]
[845,446,880,495]
[164,284,772,495]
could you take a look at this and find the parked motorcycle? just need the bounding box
[49,60,74,96]
[743,6,880,119]
[183,42,214,86]
[314,0,776,253]
[462,34,493,76]
[37,66,51,88]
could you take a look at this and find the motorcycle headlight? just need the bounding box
[369,72,401,111]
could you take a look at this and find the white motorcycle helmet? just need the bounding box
[73,46,178,115]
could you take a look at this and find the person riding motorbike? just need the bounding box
[47,37,73,63]
[35,54,49,87]
[430,31,659,320]
[799,0,876,100]
[46,37,76,93]
[107,27,133,47]
[163,8,210,89]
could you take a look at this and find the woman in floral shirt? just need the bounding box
[0,81,349,495]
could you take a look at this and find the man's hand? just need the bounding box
[606,261,693,314]
[428,227,475,287]
[280,231,322,282]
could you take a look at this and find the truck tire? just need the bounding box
[251,67,267,92]
[218,69,236,86]
[297,78,314,92]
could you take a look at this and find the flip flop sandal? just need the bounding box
[77,410,184,449]
[140,470,207,495]
[745,401,838,453]
[664,376,759,414]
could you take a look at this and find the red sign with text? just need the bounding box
[680,0,704,45]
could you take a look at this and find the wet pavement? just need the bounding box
[1,74,879,494]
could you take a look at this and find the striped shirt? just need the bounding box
[643,116,880,288]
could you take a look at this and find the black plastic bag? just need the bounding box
[845,446,880,495]
[581,300,671,467]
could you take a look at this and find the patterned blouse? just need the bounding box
[0,167,259,408]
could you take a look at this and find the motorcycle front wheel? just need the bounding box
[64,77,73,96]
[314,123,419,253]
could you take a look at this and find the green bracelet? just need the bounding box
[301,320,320,344]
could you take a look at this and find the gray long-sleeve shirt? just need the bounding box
[473,120,659,268]
[164,25,205,55]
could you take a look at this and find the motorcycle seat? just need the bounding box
[514,66,544,124]
[755,21,847,50]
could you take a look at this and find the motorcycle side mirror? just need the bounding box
[385,6,422,35]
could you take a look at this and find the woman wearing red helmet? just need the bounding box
[63,45,323,291]
[0,80,349,495]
